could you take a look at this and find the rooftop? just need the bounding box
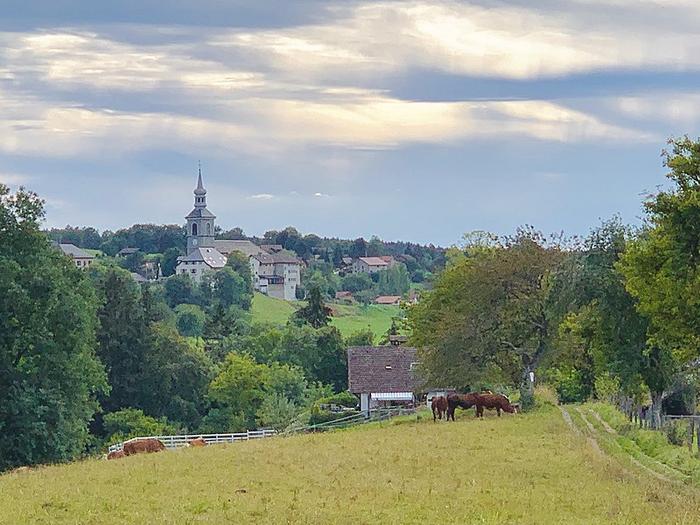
[57,243,94,259]
[214,239,262,257]
[358,256,389,267]
[347,346,419,394]
[177,247,227,268]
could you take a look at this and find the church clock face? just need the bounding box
[193,238,198,246]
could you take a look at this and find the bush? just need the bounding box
[534,385,559,407]
[594,374,620,402]
[664,420,688,446]
[103,408,179,447]
[315,391,358,409]
[548,368,591,403]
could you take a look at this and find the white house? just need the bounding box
[56,243,95,269]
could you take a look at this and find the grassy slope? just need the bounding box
[3,405,699,524]
[251,292,400,340]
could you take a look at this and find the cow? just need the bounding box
[446,392,480,421]
[107,449,126,460]
[431,396,448,422]
[474,393,516,418]
[187,437,207,447]
[123,438,166,456]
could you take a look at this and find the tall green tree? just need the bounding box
[0,185,107,471]
[618,137,700,424]
[409,228,565,409]
[294,284,331,328]
[92,267,150,413]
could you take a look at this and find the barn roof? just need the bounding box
[347,346,419,394]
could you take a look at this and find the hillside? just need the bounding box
[251,292,400,340]
[2,404,699,524]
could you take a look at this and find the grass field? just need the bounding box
[3,403,700,524]
[251,292,400,341]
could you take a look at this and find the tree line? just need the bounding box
[0,188,373,471]
[409,138,700,426]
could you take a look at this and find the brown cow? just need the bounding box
[187,437,207,447]
[107,449,126,460]
[446,392,480,421]
[474,393,516,418]
[123,438,166,456]
[431,396,448,422]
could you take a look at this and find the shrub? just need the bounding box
[664,420,688,447]
[594,374,620,402]
[534,385,559,407]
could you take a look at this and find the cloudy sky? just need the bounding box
[1,0,699,245]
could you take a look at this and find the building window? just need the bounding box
[192,223,198,236]
[206,223,211,235]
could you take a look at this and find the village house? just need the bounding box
[55,243,95,269]
[374,295,402,306]
[175,171,302,300]
[352,256,389,274]
[347,345,420,413]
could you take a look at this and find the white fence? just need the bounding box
[108,429,276,453]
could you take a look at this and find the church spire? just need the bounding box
[194,162,207,206]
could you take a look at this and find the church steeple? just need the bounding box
[185,164,216,253]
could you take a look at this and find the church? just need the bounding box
[175,170,302,301]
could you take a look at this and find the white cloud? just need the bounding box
[247,193,276,200]
[0,172,30,185]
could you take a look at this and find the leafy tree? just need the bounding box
[208,353,269,429]
[332,244,344,267]
[617,137,700,424]
[345,328,375,346]
[340,272,373,293]
[409,228,565,409]
[119,250,145,273]
[0,185,108,471]
[377,263,411,295]
[175,304,206,337]
[160,247,182,277]
[256,394,298,431]
[103,408,178,445]
[204,266,253,310]
[367,236,384,257]
[92,266,150,413]
[218,227,246,240]
[349,237,367,258]
[294,284,331,328]
[136,324,215,429]
[226,251,254,296]
[164,273,197,307]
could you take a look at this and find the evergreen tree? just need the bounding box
[295,284,331,328]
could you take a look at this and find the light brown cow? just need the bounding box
[107,449,126,460]
[123,438,166,456]
[187,437,207,447]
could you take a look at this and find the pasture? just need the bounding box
[2,404,699,524]
[251,292,401,341]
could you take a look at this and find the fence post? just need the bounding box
[688,419,695,453]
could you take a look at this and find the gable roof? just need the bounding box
[358,256,389,267]
[214,239,262,257]
[117,247,139,256]
[58,243,94,259]
[177,247,226,268]
[252,250,301,265]
[374,295,401,305]
[347,346,419,394]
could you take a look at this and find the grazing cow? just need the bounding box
[107,449,126,460]
[123,438,166,456]
[446,392,480,421]
[474,393,516,418]
[187,437,207,447]
[431,396,448,422]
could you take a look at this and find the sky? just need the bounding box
[1,0,699,246]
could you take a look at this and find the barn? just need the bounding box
[347,345,421,413]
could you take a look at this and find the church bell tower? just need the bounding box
[185,166,216,253]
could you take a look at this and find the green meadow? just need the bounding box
[251,292,401,341]
[3,402,700,524]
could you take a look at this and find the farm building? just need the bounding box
[347,345,420,413]
[374,295,401,305]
